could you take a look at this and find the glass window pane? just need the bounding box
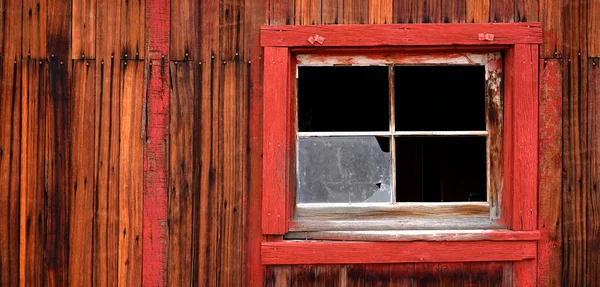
[298,66,390,132]
[395,66,486,131]
[297,136,392,203]
[395,137,487,202]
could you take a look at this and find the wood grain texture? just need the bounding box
[586,57,600,287]
[369,0,392,24]
[72,0,96,59]
[322,0,343,23]
[121,0,145,59]
[540,0,562,58]
[295,0,321,24]
[261,23,543,47]
[167,61,195,287]
[490,0,514,23]
[94,56,121,286]
[343,0,369,24]
[466,0,490,23]
[170,0,198,60]
[22,0,47,59]
[441,0,466,23]
[97,0,122,60]
[262,241,537,265]
[590,0,600,57]
[285,230,541,241]
[118,60,144,287]
[0,0,22,285]
[515,0,537,22]
[20,60,46,286]
[269,0,294,24]
[68,60,96,286]
[262,47,289,234]
[393,0,442,23]
[144,0,170,284]
[537,59,563,287]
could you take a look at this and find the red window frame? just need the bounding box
[260,23,542,285]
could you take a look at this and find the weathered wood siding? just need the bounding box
[0,0,598,286]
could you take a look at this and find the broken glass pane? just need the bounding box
[297,136,392,203]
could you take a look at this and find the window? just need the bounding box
[261,24,541,239]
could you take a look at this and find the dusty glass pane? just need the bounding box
[297,136,392,203]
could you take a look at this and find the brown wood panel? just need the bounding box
[94,56,121,286]
[20,60,46,286]
[586,57,600,287]
[68,60,96,286]
[45,0,72,284]
[121,0,145,59]
[97,0,122,60]
[590,0,600,57]
[322,0,343,23]
[269,0,294,24]
[168,61,196,287]
[72,0,96,59]
[295,0,321,24]
[170,0,199,60]
[538,58,563,286]
[490,0,514,23]
[22,0,47,59]
[514,0,537,22]
[466,0,489,23]
[118,60,144,286]
[369,0,393,24]
[221,0,246,59]
[0,56,21,287]
[393,0,442,23]
[441,0,466,23]
[343,0,369,24]
[540,0,562,58]
[0,0,22,285]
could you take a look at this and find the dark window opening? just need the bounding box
[395,137,487,202]
[298,66,389,132]
[395,66,486,131]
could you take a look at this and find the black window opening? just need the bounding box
[297,65,488,204]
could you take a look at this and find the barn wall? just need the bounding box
[0,0,598,286]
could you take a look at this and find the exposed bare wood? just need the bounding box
[284,230,541,241]
[466,0,490,23]
[296,202,489,219]
[72,0,96,59]
[290,217,504,231]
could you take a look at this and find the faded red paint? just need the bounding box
[143,0,170,285]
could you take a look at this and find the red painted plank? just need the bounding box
[261,23,542,47]
[262,47,290,234]
[261,241,537,265]
[537,59,563,287]
[143,0,170,284]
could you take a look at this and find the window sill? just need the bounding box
[284,229,540,242]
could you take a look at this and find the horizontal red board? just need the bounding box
[261,23,542,47]
[262,240,537,265]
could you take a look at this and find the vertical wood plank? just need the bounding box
[198,0,220,284]
[168,61,195,287]
[0,0,22,285]
[586,58,600,287]
[537,58,563,287]
[221,0,246,59]
[68,60,96,287]
[364,264,391,286]
[589,0,600,57]
[269,0,294,24]
[343,0,369,24]
[22,0,47,59]
[514,0,537,22]
[144,0,170,284]
[122,0,145,59]
[72,0,96,59]
[369,0,393,24]
[389,263,414,287]
[489,0,514,22]
[295,0,321,24]
[322,0,343,23]
[262,47,289,235]
[118,60,144,287]
[562,0,589,285]
[540,0,562,58]
[45,0,72,283]
[439,263,463,286]
[94,56,121,286]
[20,60,46,287]
[393,0,441,24]
[441,0,466,23]
[414,263,440,287]
[170,0,199,60]
[466,0,489,23]
[97,0,122,60]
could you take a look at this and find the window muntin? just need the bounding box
[293,52,503,230]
